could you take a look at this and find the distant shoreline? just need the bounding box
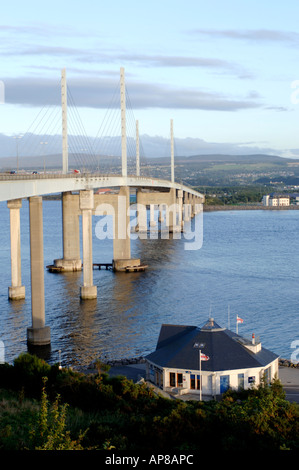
[203,204,299,212]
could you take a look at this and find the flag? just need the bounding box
[237,315,244,323]
[200,353,209,361]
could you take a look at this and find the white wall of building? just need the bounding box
[146,358,279,397]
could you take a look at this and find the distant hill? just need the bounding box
[1,152,295,171]
[150,153,297,165]
[186,153,292,164]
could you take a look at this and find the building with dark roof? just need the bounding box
[145,318,279,399]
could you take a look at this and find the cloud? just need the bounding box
[114,54,251,79]
[0,26,250,79]
[0,22,93,39]
[1,46,249,77]
[191,29,299,45]
[3,76,261,112]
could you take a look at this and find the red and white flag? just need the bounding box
[236,315,244,324]
[200,353,209,361]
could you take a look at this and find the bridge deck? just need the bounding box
[0,173,204,202]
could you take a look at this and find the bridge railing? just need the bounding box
[0,172,117,181]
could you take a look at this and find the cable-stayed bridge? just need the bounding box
[1,68,204,348]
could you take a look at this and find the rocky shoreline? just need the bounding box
[81,356,146,373]
[279,358,299,368]
[84,356,298,372]
[105,356,146,367]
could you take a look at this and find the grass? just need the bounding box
[0,388,39,450]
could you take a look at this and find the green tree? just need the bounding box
[30,378,85,450]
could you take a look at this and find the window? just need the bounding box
[238,373,244,390]
[197,375,200,390]
[264,366,271,384]
[155,370,163,388]
[220,375,230,393]
[190,374,200,390]
[169,372,184,387]
[190,374,195,389]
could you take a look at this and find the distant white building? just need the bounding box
[145,318,279,399]
[262,194,290,206]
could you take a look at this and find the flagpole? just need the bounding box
[236,315,238,334]
[199,349,202,401]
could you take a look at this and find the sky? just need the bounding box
[1,0,299,158]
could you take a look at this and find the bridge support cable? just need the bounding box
[66,86,98,172]
[61,68,68,174]
[91,68,149,177]
[21,109,62,165]
[92,81,123,175]
[122,77,150,177]
[120,67,127,177]
[15,83,63,169]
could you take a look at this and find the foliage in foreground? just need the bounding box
[0,353,298,451]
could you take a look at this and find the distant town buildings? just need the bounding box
[262,194,290,206]
[262,193,299,206]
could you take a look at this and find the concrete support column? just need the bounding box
[194,197,201,215]
[80,190,97,300]
[113,187,140,271]
[177,190,184,231]
[193,197,197,215]
[191,195,195,218]
[183,193,190,223]
[54,192,82,271]
[158,204,164,223]
[149,204,156,227]
[168,188,180,233]
[7,199,25,300]
[27,196,50,346]
[136,189,147,232]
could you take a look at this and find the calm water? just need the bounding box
[0,200,298,369]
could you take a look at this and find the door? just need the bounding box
[177,373,183,387]
[169,372,176,387]
[220,375,230,393]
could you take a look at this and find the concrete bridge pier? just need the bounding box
[27,196,50,346]
[54,192,82,271]
[113,186,141,271]
[80,190,97,300]
[7,199,25,300]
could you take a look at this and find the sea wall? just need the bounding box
[203,204,299,212]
